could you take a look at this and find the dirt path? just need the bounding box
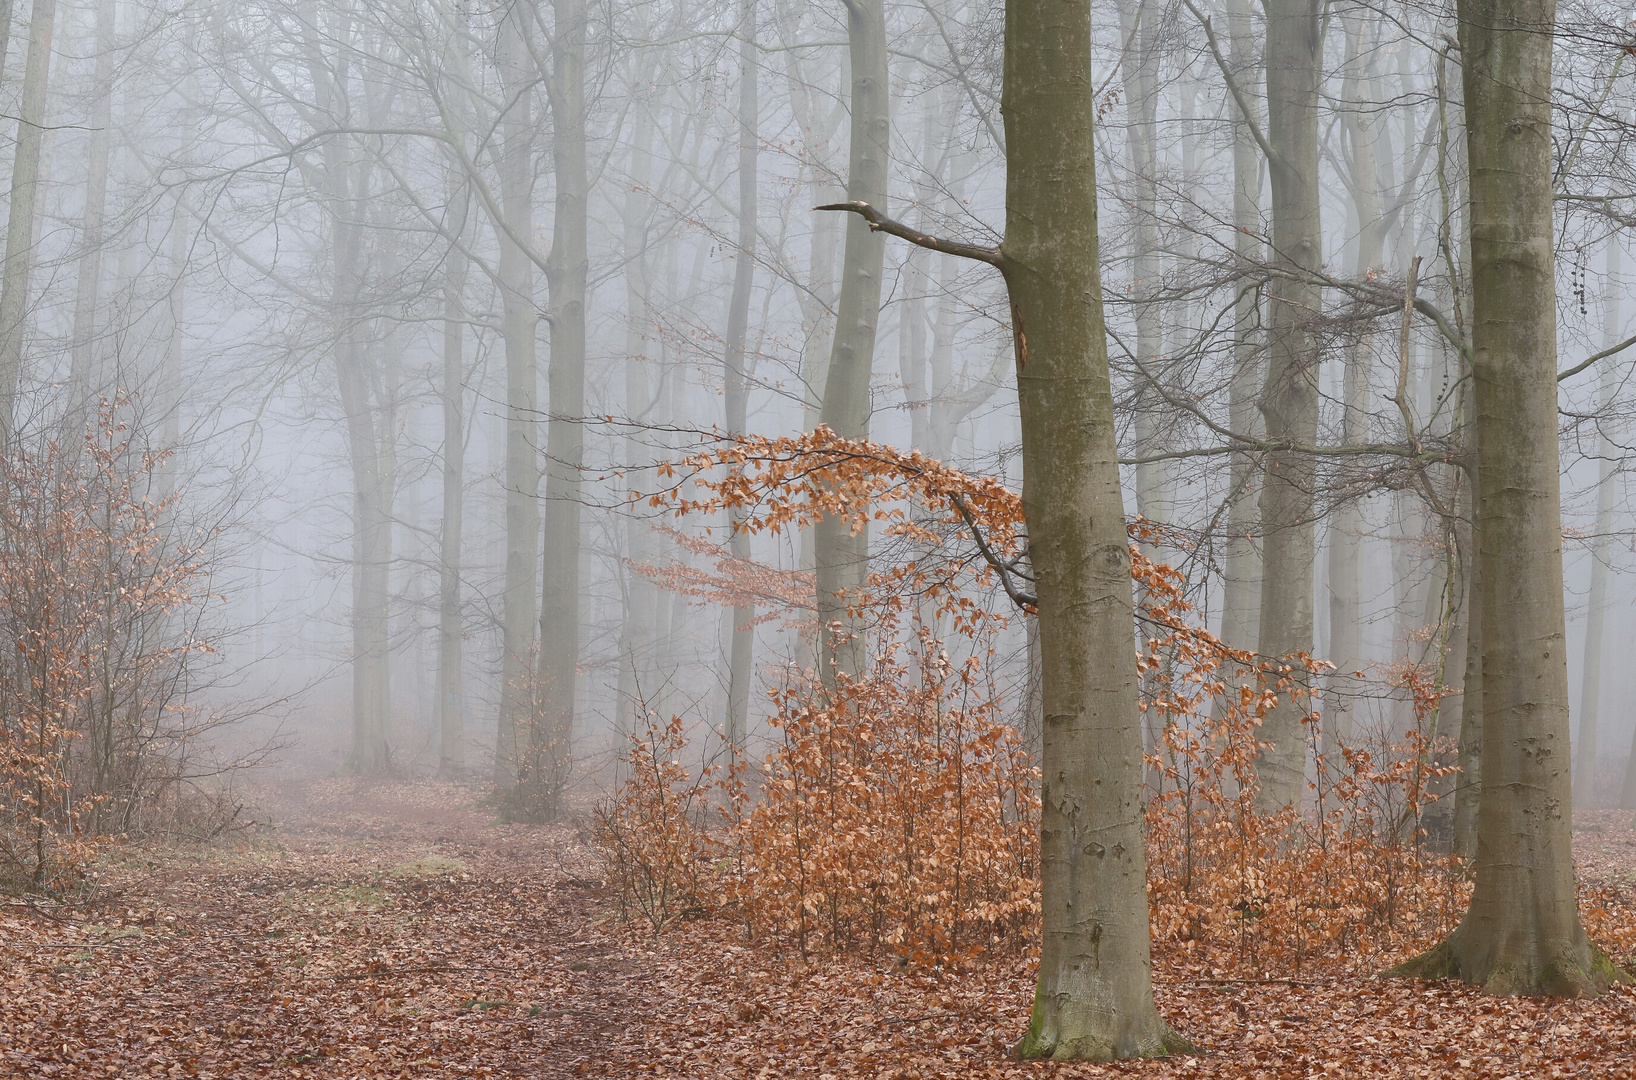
[0,776,658,1079]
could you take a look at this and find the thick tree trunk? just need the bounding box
[814,0,886,687]
[1252,0,1323,812]
[493,2,539,792]
[1390,0,1619,994]
[533,0,588,818]
[0,0,59,435]
[1005,0,1188,1058]
[1575,242,1618,809]
[721,0,756,754]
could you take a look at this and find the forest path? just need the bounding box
[6,783,1636,1078]
[0,775,658,1078]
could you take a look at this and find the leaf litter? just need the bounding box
[3,780,1635,1078]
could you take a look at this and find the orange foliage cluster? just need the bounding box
[725,627,1038,965]
[0,403,205,892]
[604,427,1474,976]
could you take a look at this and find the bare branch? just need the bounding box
[815,201,1004,267]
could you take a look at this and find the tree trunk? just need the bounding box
[1389,0,1620,994]
[616,94,658,738]
[67,0,114,419]
[1252,0,1323,812]
[533,0,588,818]
[0,0,59,435]
[1220,0,1262,661]
[437,188,468,779]
[1005,0,1188,1058]
[1575,241,1618,809]
[493,1,539,793]
[721,0,756,754]
[814,0,887,687]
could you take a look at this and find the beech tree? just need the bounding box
[1390,0,1623,996]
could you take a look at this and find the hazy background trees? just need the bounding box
[0,0,1629,834]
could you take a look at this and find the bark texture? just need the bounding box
[1390,0,1620,995]
[1005,0,1188,1059]
[1252,0,1323,812]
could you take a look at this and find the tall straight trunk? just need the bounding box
[1220,0,1262,658]
[534,0,588,818]
[1252,0,1323,812]
[156,196,184,503]
[67,0,114,415]
[1325,5,1383,756]
[0,0,60,435]
[1004,0,1187,1057]
[1119,0,1167,548]
[437,190,468,779]
[1576,241,1618,808]
[1452,459,1482,854]
[616,102,657,736]
[815,0,887,687]
[493,2,539,792]
[721,0,756,753]
[1390,0,1619,995]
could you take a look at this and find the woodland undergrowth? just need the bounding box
[594,428,1634,981]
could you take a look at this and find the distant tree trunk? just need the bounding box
[493,1,539,793]
[616,99,658,737]
[1325,5,1383,756]
[67,0,114,417]
[534,0,588,818]
[437,189,468,779]
[1252,0,1323,812]
[0,0,60,435]
[1390,0,1620,994]
[1576,241,1619,808]
[815,0,887,687]
[1220,0,1262,660]
[721,0,757,755]
[1004,0,1189,1057]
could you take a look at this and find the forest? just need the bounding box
[2,0,1636,1074]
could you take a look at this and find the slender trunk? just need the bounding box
[1576,241,1618,808]
[67,0,115,418]
[0,0,60,435]
[493,2,539,792]
[721,0,756,754]
[1252,0,1323,812]
[616,102,657,737]
[534,0,588,818]
[1325,6,1384,757]
[1220,0,1262,659]
[815,0,887,687]
[1391,0,1618,994]
[1005,0,1188,1057]
[438,192,468,779]
[1119,0,1167,551]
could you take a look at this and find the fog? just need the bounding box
[2,0,1632,809]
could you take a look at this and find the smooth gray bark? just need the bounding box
[1391,0,1618,994]
[815,0,887,687]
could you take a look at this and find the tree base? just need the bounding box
[1013,987,1196,1061]
[1387,929,1628,997]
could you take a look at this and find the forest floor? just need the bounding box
[4,779,1636,1079]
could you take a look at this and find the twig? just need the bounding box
[333,964,510,980]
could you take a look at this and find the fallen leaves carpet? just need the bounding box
[3,781,1635,1078]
